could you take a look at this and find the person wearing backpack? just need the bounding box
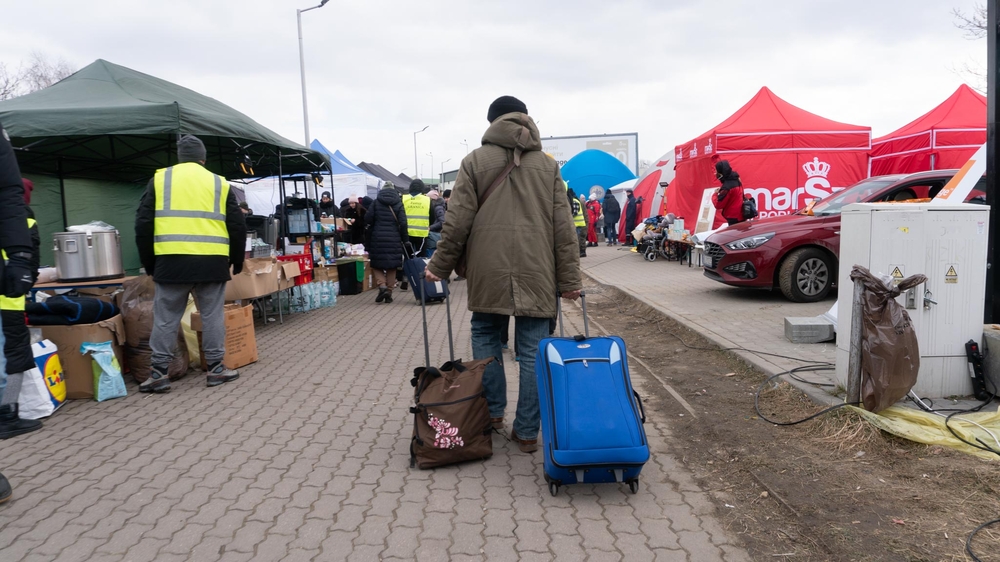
[423,96,582,454]
[712,160,746,226]
[365,184,408,304]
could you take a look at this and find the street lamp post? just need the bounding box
[426,152,434,185]
[460,139,469,156]
[440,158,451,187]
[296,0,330,146]
[413,126,428,179]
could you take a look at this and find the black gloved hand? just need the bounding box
[232,261,244,275]
[3,254,34,298]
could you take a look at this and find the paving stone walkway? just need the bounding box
[0,280,751,561]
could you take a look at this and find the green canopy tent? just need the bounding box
[0,59,329,272]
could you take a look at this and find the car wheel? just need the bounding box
[779,248,833,303]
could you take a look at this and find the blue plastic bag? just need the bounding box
[81,341,128,402]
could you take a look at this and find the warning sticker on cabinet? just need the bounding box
[945,265,958,284]
[889,265,905,281]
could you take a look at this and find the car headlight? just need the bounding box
[725,232,775,251]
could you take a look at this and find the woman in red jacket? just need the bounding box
[712,160,745,226]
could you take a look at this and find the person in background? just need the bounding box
[135,135,247,393]
[585,193,601,247]
[0,120,41,504]
[340,195,367,245]
[365,183,408,304]
[624,189,640,245]
[319,190,340,218]
[402,179,433,258]
[602,190,621,246]
[238,202,252,217]
[568,188,587,258]
[424,95,582,454]
[713,160,745,226]
[426,189,447,257]
[442,189,452,209]
[0,178,41,441]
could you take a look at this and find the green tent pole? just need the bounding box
[57,158,68,230]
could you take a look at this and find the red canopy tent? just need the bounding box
[668,87,871,229]
[870,84,985,175]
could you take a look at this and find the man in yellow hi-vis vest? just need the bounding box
[402,179,436,257]
[135,135,246,393]
[0,180,42,443]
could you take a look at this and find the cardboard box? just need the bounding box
[36,314,126,400]
[190,304,258,370]
[363,260,373,291]
[225,257,280,301]
[320,218,349,230]
[313,265,339,283]
[278,261,300,290]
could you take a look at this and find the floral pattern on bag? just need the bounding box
[428,414,465,449]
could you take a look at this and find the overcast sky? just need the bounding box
[0,0,987,179]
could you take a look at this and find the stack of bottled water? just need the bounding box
[289,280,337,313]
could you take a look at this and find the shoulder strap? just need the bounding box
[479,115,532,208]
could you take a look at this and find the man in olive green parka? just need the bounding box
[425,96,582,453]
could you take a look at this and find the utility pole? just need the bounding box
[987,1,999,322]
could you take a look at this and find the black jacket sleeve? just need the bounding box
[0,122,32,259]
[225,190,247,268]
[395,201,408,241]
[429,202,446,233]
[135,179,156,275]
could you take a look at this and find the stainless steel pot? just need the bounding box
[53,231,125,282]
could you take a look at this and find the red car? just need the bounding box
[702,170,985,302]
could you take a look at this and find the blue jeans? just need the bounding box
[470,313,549,439]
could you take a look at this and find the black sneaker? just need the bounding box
[206,362,239,387]
[399,281,408,292]
[0,405,42,440]
[139,365,171,393]
[384,293,393,303]
[375,286,388,303]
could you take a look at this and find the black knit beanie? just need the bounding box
[178,135,207,163]
[409,179,426,194]
[487,96,528,123]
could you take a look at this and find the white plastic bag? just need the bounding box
[81,341,127,402]
[19,340,67,419]
[66,221,116,234]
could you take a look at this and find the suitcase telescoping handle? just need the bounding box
[419,271,454,368]
[555,291,589,339]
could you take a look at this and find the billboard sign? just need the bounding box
[541,133,639,174]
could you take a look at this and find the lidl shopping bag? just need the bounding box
[19,340,67,419]
[81,341,127,402]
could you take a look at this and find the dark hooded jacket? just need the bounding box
[713,160,744,221]
[0,121,33,294]
[365,187,408,270]
[602,192,621,226]
[340,198,368,244]
[425,112,581,317]
[624,193,639,231]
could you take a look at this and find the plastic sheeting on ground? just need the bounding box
[851,405,1000,461]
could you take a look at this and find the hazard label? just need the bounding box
[945,265,958,284]
[889,265,904,280]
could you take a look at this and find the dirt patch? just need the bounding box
[580,282,1000,562]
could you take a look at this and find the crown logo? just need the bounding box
[689,143,698,158]
[802,157,830,178]
[676,150,683,161]
[704,138,713,155]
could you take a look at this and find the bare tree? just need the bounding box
[953,3,988,39]
[0,52,76,101]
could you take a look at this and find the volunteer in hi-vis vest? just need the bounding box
[1,215,40,379]
[402,179,433,256]
[134,135,247,394]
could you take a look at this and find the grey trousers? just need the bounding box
[151,282,227,368]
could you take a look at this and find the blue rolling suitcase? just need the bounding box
[402,253,448,304]
[536,294,649,496]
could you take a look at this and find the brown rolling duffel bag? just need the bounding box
[409,279,494,469]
